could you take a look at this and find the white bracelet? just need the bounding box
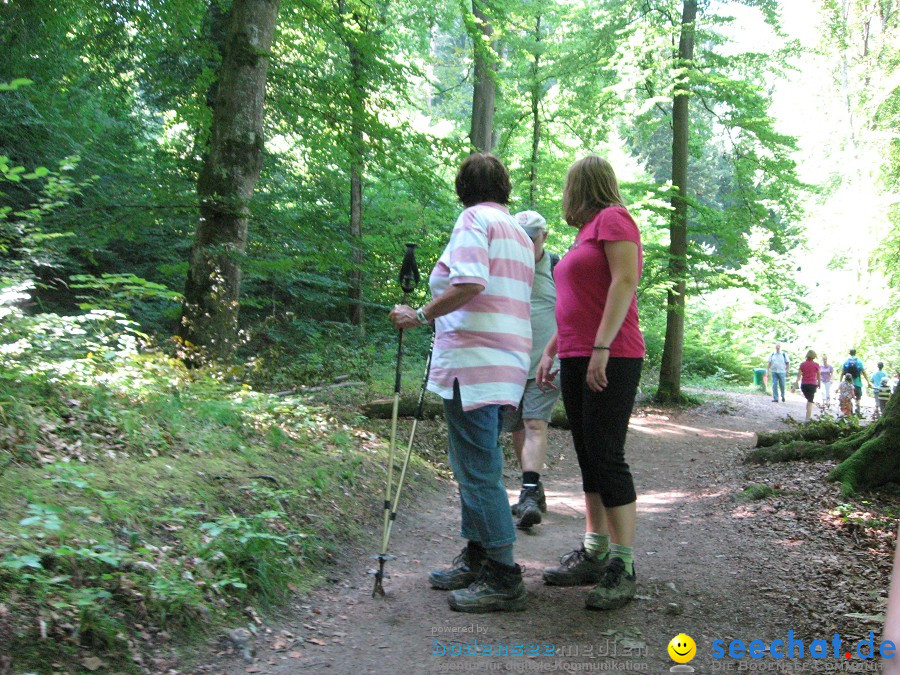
[416,307,429,325]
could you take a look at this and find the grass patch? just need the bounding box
[0,347,436,671]
[737,483,776,501]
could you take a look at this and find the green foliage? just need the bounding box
[69,273,182,312]
[0,297,426,667]
[242,317,391,389]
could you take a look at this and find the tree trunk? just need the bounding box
[656,0,696,402]
[528,14,542,208]
[347,36,365,330]
[829,392,900,494]
[469,0,496,153]
[744,392,900,495]
[178,0,280,363]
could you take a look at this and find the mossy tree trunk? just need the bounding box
[179,0,281,363]
[829,392,900,494]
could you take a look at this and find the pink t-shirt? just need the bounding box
[799,360,820,385]
[554,206,645,359]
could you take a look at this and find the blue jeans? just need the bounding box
[443,383,516,549]
[771,372,786,400]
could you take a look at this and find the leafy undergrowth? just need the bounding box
[0,300,436,672]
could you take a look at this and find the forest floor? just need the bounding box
[195,389,897,674]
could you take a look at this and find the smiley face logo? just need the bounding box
[668,633,696,663]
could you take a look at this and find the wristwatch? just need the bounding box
[416,307,429,325]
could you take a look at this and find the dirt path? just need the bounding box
[199,390,890,674]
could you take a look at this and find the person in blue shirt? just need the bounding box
[841,349,871,416]
[872,362,888,388]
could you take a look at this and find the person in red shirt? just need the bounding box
[795,350,821,422]
[536,155,644,611]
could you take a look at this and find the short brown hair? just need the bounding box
[562,155,625,227]
[806,350,817,360]
[455,153,511,208]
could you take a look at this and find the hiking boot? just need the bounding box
[448,559,527,613]
[585,557,636,610]
[511,482,547,516]
[512,483,546,529]
[429,542,486,591]
[542,546,607,586]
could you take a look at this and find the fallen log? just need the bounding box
[360,395,444,419]
[361,397,571,429]
[275,381,366,396]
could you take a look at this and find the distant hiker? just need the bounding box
[841,349,870,415]
[502,209,561,530]
[873,362,888,389]
[768,342,789,402]
[838,373,855,417]
[819,355,834,407]
[873,381,892,419]
[389,153,534,613]
[795,350,821,422]
[872,362,889,420]
[536,156,644,611]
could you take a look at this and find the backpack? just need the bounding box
[549,252,560,274]
[844,358,860,378]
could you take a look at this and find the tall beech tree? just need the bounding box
[467,0,497,152]
[617,0,803,399]
[339,0,369,328]
[656,0,697,402]
[178,0,280,360]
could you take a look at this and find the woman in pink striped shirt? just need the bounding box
[390,153,534,613]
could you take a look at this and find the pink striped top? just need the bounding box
[428,203,535,411]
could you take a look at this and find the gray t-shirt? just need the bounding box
[528,251,559,379]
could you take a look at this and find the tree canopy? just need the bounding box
[0,0,896,385]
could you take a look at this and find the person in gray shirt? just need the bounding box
[768,342,789,402]
[503,210,561,529]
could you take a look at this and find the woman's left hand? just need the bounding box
[586,350,609,392]
[389,304,419,330]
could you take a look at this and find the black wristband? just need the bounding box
[593,345,610,351]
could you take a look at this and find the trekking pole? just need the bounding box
[380,329,435,564]
[371,244,419,598]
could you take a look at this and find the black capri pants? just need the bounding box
[560,356,642,508]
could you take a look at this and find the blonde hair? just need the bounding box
[806,350,817,360]
[562,155,625,228]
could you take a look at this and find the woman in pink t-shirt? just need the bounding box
[536,156,644,611]
[795,349,821,422]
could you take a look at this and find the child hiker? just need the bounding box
[838,373,855,417]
